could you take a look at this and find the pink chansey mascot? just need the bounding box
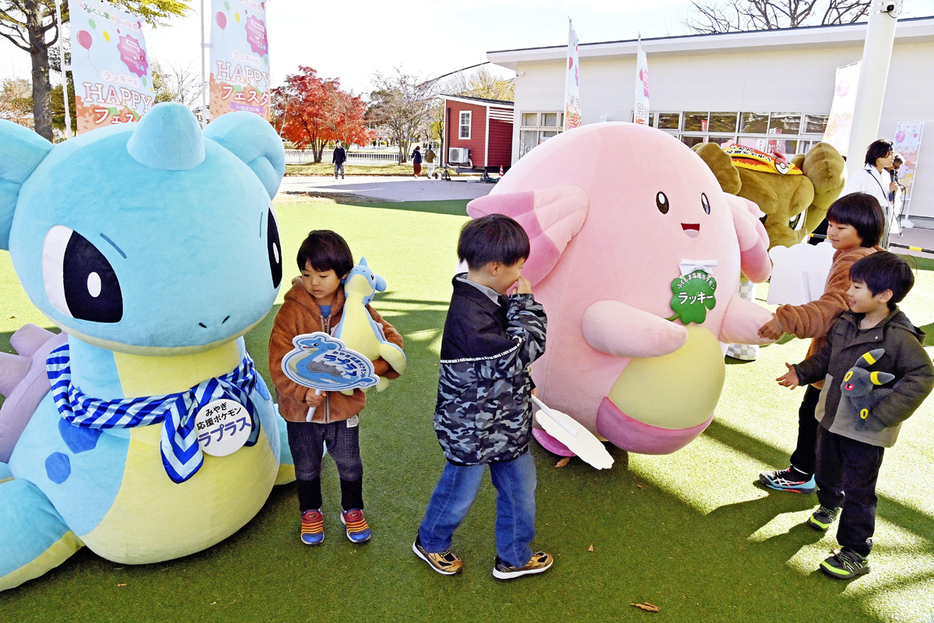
[467,123,774,455]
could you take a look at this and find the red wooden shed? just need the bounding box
[442,95,514,171]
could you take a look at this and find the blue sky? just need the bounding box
[2,0,934,95]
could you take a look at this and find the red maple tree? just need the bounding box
[271,66,372,162]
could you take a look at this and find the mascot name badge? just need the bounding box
[668,260,718,324]
[195,399,251,456]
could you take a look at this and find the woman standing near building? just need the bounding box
[839,139,899,246]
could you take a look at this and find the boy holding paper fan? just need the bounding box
[413,214,553,580]
[268,230,402,547]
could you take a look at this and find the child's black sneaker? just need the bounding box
[412,534,463,575]
[492,551,553,580]
[808,505,842,531]
[820,548,870,579]
[759,467,816,493]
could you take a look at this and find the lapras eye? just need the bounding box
[656,192,669,214]
[267,203,282,289]
[42,225,123,323]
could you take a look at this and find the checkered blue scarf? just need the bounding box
[47,343,260,484]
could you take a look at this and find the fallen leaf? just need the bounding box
[637,484,644,489]
[630,602,661,612]
[555,457,571,468]
[587,544,594,552]
[117,583,127,587]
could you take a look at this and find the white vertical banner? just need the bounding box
[893,121,923,199]
[564,19,582,131]
[822,61,861,157]
[209,0,271,120]
[68,0,155,134]
[633,35,649,125]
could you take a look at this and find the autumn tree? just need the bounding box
[272,66,371,162]
[368,68,435,163]
[442,66,514,102]
[0,77,32,126]
[685,0,871,33]
[0,0,191,140]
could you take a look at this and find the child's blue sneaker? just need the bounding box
[759,467,816,494]
[340,509,371,543]
[300,509,324,546]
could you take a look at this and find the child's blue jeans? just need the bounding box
[418,451,537,568]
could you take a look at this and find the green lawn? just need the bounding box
[2,198,934,623]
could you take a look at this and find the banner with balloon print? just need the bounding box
[68,0,154,135]
[209,0,270,120]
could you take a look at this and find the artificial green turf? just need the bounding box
[2,200,934,623]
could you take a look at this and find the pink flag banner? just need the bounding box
[893,122,924,199]
[633,37,649,125]
[68,0,154,134]
[564,20,582,131]
[209,0,270,120]
[822,61,861,157]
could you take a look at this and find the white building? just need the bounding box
[487,17,934,225]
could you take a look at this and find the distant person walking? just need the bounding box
[333,141,347,180]
[425,146,436,179]
[412,145,422,178]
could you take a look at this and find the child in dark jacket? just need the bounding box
[413,214,552,580]
[776,252,934,579]
[759,193,885,493]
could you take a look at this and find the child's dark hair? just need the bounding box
[849,251,915,311]
[864,139,894,166]
[458,214,530,270]
[296,230,354,276]
[826,193,885,248]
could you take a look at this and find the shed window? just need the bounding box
[459,111,472,140]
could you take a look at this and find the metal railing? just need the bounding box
[284,149,401,165]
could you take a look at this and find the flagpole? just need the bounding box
[54,0,72,139]
[200,0,209,126]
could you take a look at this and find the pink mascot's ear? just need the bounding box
[726,195,771,283]
[466,186,589,285]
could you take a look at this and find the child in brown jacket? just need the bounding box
[758,193,884,493]
[268,230,402,545]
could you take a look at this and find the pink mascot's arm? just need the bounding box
[721,196,775,344]
[466,186,589,286]
[719,294,776,345]
[727,195,771,283]
[582,301,688,358]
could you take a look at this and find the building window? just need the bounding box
[656,113,680,129]
[518,111,564,158]
[665,110,827,156]
[459,111,472,140]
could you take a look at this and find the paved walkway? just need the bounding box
[277,175,497,202]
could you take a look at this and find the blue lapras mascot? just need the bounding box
[0,103,293,592]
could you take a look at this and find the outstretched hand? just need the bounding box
[758,316,784,340]
[776,363,800,389]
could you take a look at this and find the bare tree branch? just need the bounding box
[685,0,871,33]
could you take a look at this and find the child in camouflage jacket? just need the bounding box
[413,214,553,581]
